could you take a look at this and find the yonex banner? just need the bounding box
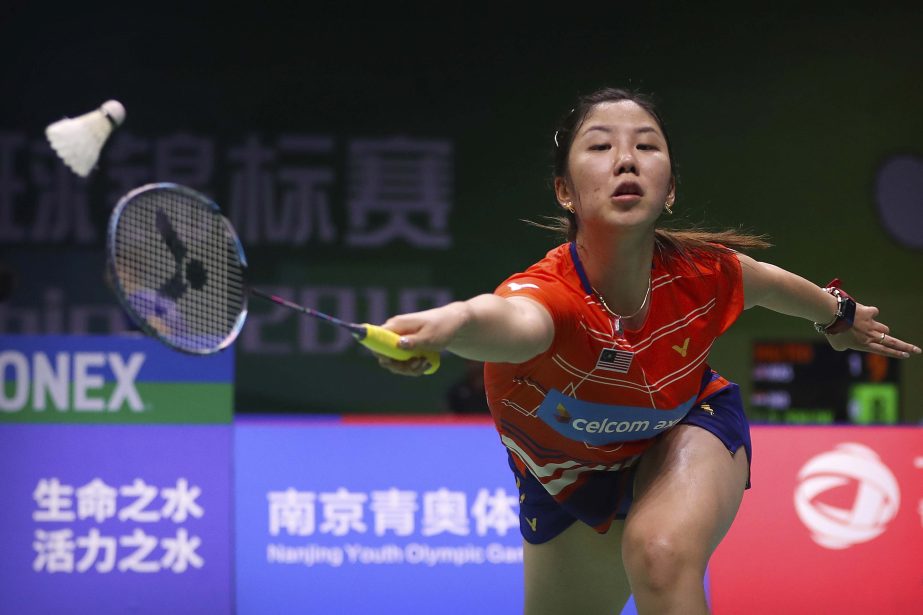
[0,424,233,615]
[0,335,233,423]
[709,427,923,613]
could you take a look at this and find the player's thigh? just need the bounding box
[523,519,631,615]
[626,424,749,562]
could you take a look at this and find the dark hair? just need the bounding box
[534,87,771,257]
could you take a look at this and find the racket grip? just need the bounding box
[357,324,440,375]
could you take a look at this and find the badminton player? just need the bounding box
[375,87,920,615]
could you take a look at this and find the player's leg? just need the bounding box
[523,518,631,615]
[621,423,749,615]
[510,452,633,614]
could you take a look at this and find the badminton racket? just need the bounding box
[105,182,440,374]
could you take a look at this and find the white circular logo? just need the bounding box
[793,443,900,549]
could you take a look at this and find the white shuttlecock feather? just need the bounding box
[45,100,126,177]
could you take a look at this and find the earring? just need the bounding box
[563,202,575,214]
[664,201,674,215]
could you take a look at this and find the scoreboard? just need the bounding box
[749,341,901,424]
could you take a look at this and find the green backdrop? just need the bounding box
[1,6,920,419]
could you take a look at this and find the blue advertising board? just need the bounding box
[235,418,655,614]
[0,424,233,614]
[235,418,526,614]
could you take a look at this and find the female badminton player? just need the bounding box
[374,87,921,615]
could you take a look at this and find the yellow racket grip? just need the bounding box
[357,324,441,375]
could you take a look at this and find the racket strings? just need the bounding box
[112,187,245,353]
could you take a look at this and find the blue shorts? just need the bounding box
[509,381,752,544]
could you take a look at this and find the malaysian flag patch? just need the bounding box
[596,347,634,373]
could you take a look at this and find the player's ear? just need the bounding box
[554,177,573,211]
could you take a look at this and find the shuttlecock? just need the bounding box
[45,99,126,177]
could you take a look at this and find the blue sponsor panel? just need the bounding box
[538,388,694,444]
[235,418,527,614]
[0,424,233,614]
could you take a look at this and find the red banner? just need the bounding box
[710,427,923,614]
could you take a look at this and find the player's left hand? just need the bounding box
[826,303,921,359]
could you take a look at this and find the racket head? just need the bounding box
[106,182,249,354]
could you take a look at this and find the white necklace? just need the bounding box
[593,278,651,333]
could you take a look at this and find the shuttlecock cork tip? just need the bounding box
[100,100,126,126]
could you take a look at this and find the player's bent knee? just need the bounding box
[622,530,704,594]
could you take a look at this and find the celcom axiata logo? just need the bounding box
[794,443,900,550]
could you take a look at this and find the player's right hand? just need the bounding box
[375,303,470,377]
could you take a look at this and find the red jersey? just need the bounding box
[484,242,743,502]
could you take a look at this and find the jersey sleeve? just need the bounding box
[712,249,744,336]
[493,270,581,343]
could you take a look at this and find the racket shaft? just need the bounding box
[357,324,440,375]
[252,288,361,332]
[251,289,440,374]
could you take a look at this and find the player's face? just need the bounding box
[556,100,674,232]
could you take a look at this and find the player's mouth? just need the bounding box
[611,182,644,203]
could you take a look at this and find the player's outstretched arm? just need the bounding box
[377,295,554,376]
[738,253,921,359]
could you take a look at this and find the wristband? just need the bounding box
[813,278,856,335]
